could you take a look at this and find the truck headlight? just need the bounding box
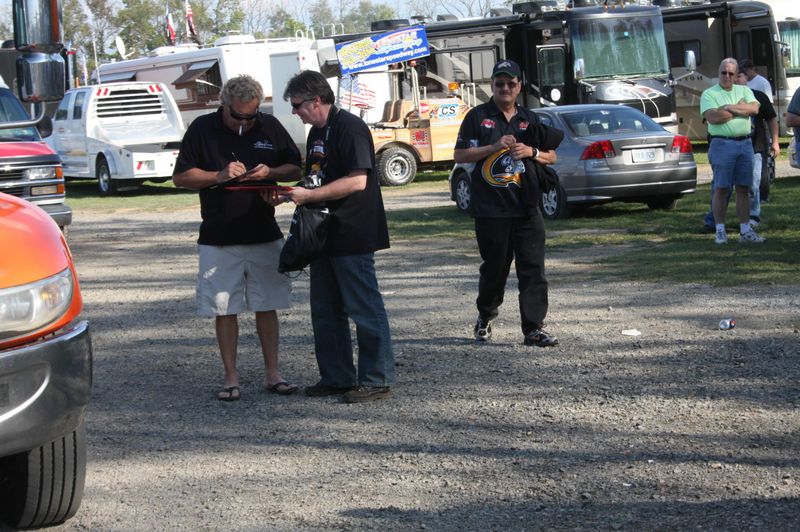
[0,268,74,340]
[25,167,57,180]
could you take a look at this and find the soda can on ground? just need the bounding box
[719,318,736,330]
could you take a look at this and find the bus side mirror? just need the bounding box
[16,53,65,103]
[13,0,64,54]
[573,58,585,81]
[684,50,696,72]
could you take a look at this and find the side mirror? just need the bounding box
[16,52,65,103]
[573,58,585,81]
[13,0,64,54]
[36,114,53,137]
[684,50,697,72]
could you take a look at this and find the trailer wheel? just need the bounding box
[96,158,117,196]
[377,147,417,186]
[0,421,87,528]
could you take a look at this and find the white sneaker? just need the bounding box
[739,229,765,243]
[715,230,728,245]
[748,218,760,228]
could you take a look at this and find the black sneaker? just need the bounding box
[303,383,356,397]
[474,316,493,341]
[342,386,392,403]
[524,329,559,347]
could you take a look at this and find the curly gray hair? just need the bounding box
[221,75,263,105]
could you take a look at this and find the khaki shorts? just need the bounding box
[197,241,291,317]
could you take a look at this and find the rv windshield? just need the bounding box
[569,13,670,80]
[778,20,800,77]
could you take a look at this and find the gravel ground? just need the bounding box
[42,175,799,531]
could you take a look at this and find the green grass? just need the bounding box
[387,175,800,287]
[691,137,792,165]
[67,171,800,287]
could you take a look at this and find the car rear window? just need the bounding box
[560,108,664,137]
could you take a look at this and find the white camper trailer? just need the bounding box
[95,35,314,127]
[47,82,185,195]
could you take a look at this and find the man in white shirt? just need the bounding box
[739,59,773,102]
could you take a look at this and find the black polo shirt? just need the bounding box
[304,106,389,256]
[455,99,538,218]
[175,108,302,245]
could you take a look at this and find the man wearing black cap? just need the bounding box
[454,59,559,347]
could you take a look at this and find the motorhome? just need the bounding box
[47,81,185,195]
[662,0,791,139]
[95,34,314,126]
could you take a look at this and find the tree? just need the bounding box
[212,0,246,38]
[268,8,306,38]
[342,0,396,33]
[309,0,339,38]
[114,0,172,55]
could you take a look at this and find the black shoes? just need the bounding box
[524,329,559,347]
[474,316,493,341]
[342,386,392,403]
[303,383,356,397]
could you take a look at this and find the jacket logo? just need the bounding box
[481,148,523,188]
[253,141,273,149]
[481,119,496,129]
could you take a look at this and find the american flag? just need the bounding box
[165,3,176,45]
[185,0,200,44]
[339,75,376,110]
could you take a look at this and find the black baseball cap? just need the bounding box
[492,59,522,79]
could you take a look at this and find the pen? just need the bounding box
[231,151,239,162]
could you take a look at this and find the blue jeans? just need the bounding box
[309,253,394,388]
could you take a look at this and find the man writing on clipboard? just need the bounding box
[173,75,302,401]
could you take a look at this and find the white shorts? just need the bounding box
[197,241,291,317]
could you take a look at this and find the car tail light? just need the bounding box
[581,140,615,160]
[671,135,693,153]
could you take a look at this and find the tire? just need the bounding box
[540,184,569,220]
[96,157,117,196]
[452,171,471,214]
[376,146,417,186]
[646,197,678,210]
[0,421,87,528]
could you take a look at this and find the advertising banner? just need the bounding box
[336,26,430,75]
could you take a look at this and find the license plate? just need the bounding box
[632,148,656,163]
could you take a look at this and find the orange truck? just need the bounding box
[0,0,92,528]
[0,193,91,528]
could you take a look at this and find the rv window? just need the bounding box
[733,31,751,65]
[778,20,800,76]
[422,48,496,103]
[54,94,71,121]
[73,92,86,120]
[668,40,701,68]
[538,48,565,86]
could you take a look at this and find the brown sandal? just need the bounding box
[217,385,240,401]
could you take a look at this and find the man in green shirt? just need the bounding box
[700,58,764,244]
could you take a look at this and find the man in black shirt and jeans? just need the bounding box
[454,59,559,347]
[173,75,302,401]
[275,70,394,403]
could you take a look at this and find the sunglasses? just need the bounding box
[719,71,737,77]
[290,99,313,110]
[228,107,258,121]
[494,80,518,89]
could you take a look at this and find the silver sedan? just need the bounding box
[449,104,697,219]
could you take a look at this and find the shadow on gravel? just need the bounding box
[62,211,800,529]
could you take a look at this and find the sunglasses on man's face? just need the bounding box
[494,80,518,89]
[719,71,737,77]
[228,107,259,121]
[290,99,313,110]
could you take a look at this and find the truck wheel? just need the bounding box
[540,184,569,220]
[377,147,417,186]
[96,158,117,196]
[0,421,86,528]
[452,171,471,214]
